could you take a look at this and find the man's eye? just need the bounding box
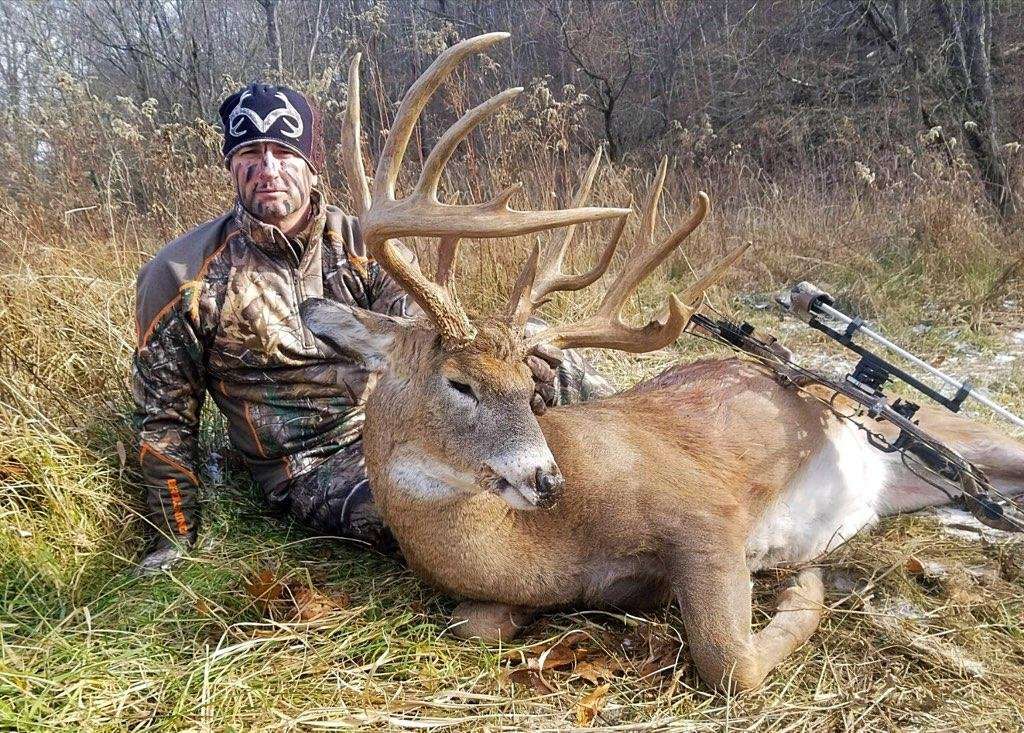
[447,379,476,400]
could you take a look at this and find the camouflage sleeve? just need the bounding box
[552,348,616,404]
[132,282,206,550]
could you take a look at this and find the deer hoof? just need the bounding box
[449,601,535,642]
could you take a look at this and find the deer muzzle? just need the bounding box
[480,449,564,511]
[534,466,564,508]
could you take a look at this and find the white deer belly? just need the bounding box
[746,421,890,572]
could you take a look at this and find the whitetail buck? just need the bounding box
[301,33,1024,692]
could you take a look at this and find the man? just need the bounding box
[133,83,611,571]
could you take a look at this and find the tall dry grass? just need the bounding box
[1,70,1023,730]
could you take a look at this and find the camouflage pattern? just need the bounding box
[133,190,612,550]
[133,191,409,549]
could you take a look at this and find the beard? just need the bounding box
[236,163,312,224]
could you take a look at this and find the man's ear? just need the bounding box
[300,298,401,370]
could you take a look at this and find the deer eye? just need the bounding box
[447,378,477,401]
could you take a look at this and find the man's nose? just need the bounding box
[257,150,282,178]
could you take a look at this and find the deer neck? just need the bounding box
[361,379,582,605]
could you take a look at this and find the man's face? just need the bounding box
[229,142,316,224]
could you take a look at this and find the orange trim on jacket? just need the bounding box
[139,442,200,487]
[137,229,240,346]
[166,478,190,536]
[243,401,268,458]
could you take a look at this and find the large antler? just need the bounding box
[522,157,750,353]
[342,33,630,346]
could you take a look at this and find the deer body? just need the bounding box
[366,349,886,606]
[304,33,1024,692]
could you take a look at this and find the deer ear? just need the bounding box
[300,298,401,370]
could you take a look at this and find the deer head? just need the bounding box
[302,33,747,511]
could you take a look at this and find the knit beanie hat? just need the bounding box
[219,83,325,173]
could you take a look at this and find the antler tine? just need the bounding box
[373,32,510,201]
[359,32,630,247]
[342,53,371,218]
[347,32,631,349]
[595,156,676,320]
[436,236,460,288]
[526,162,723,353]
[505,149,627,326]
[535,148,604,285]
[416,87,523,201]
[669,240,753,317]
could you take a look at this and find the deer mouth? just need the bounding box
[477,464,558,510]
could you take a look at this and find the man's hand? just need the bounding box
[135,545,187,575]
[526,343,564,414]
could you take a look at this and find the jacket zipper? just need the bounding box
[292,263,313,350]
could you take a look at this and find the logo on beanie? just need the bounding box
[227,91,304,139]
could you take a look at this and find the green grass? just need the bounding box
[2,171,1024,731]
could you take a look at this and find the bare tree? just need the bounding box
[933,0,1016,218]
[551,1,641,161]
[256,0,284,78]
[862,0,927,122]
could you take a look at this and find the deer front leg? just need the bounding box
[449,601,537,642]
[672,549,824,692]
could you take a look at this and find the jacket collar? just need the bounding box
[234,188,327,265]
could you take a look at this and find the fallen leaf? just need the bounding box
[533,640,591,672]
[245,568,285,615]
[289,585,350,622]
[115,440,127,470]
[905,556,947,579]
[507,630,589,661]
[503,667,554,694]
[575,683,610,726]
[573,656,623,684]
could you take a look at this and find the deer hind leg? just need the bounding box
[673,551,824,692]
[879,405,1024,514]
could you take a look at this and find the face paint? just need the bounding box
[230,143,316,231]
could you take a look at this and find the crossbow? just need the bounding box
[687,281,1024,534]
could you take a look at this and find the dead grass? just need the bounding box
[2,138,1024,731]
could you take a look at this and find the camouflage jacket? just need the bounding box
[132,192,410,546]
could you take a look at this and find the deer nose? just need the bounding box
[534,466,564,507]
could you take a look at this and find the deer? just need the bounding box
[300,33,1024,692]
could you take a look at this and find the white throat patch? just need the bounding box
[387,452,478,501]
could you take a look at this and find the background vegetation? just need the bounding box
[1,1,1023,730]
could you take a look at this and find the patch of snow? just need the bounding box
[880,598,927,620]
[918,505,1023,543]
